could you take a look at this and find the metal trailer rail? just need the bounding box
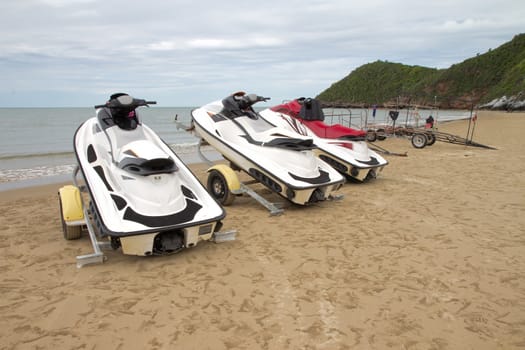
[322,106,496,150]
[366,125,496,150]
[72,165,110,268]
[429,130,497,149]
[64,165,236,267]
[196,139,286,216]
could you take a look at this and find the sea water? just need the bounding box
[0,107,209,190]
[0,106,471,190]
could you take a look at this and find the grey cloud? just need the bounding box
[0,0,523,106]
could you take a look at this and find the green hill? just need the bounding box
[317,33,525,109]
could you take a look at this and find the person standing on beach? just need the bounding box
[425,115,434,128]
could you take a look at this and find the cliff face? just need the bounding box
[317,34,525,110]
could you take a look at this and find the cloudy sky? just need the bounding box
[0,0,523,107]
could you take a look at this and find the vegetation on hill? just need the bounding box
[317,34,525,109]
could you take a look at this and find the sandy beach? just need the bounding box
[1,111,524,349]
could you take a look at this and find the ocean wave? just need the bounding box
[0,143,219,183]
[0,164,76,183]
[0,143,207,160]
[0,151,74,160]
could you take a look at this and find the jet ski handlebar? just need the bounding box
[94,94,157,109]
[254,95,271,103]
[243,93,270,104]
[235,93,270,108]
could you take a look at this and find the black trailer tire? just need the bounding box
[411,133,427,149]
[377,129,387,141]
[207,169,235,206]
[366,130,377,142]
[425,133,436,146]
[58,196,82,240]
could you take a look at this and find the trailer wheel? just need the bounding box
[425,133,436,146]
[207,169,235,206]
[377,129,387,141]
[366,130,377,142]
[411,133,427,149]
[58,196,82,240]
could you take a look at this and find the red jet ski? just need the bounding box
[270,98,367,140]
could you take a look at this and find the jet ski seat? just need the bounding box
[233,112,316,151]
[306,120,367,140]
[116,140,178,176]
[118,156,178,176]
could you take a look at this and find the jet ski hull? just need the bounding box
[259,108,388,181]
[191,99,344,205]
[73,116,225,256]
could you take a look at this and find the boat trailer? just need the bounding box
[58,166,236,268]
[366,125,496,150]
[175,120,342,215]
[175,119,286,215]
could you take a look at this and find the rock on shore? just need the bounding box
[480,93,525,111]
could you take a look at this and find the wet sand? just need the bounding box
[1,111,524,349]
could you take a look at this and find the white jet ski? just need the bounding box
[59,93,228,264]
[190,92,345,206]
[259,98,388,181]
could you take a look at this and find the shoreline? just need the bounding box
[0,113,479,193]
[0,107,474,191]
[0,149,223,192]
[1,111,524,349]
